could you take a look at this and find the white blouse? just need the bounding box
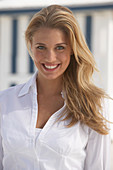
[35,128,42,140]
[0,72,110,170]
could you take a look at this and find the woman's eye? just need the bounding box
[56,46,65,50]
[36,46,45,50]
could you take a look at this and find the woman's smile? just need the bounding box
[41,63,61,71]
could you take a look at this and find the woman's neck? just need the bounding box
[36,75,63,97]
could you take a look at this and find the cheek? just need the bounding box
[33,49,39,57]
[32,50,42,61]
[62,54,71,64]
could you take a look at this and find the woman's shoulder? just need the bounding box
[0,72,38,103]
[100,97,112,118]
[0,83,26,102]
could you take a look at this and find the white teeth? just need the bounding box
[44,64,58,69]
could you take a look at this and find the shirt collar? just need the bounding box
[18,71,38,97]
[17,70,65,99]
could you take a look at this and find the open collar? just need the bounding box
[18,71,38,97]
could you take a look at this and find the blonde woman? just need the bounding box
[0,5,111,170]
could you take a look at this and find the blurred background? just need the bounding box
[0,0,113,168]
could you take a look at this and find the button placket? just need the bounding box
[29,88,38,145]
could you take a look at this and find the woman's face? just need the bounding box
[31,27,72,81]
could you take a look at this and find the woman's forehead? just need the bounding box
[32,27,70,44]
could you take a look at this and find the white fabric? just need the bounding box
[0,72,110,170]
[35,128,42,140]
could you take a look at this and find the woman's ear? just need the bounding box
[29,40,34,55]
[28,41,34,59]
[70,51,74,57]
[70,49,74,56]
[30,41,32,52]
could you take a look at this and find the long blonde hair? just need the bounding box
[25,5,110,135]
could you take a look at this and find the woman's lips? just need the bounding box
[42,63,60,71]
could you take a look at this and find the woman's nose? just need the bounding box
[45,50,56,62]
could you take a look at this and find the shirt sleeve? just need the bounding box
[0,98,3,169]
[84,99,111,170]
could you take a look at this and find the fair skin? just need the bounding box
[31,27,72,128]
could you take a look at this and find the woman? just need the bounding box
[0,5,111,170]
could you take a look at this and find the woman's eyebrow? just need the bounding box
[55,43,68,45]
[35,43,46,45]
